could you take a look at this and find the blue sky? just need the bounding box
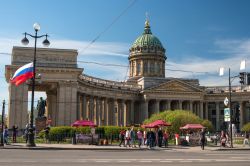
[1,0,250,108]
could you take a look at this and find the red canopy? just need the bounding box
[72,120,97,127]
[180,124,204,130]
[142,120,171,128]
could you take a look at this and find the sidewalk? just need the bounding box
[1,143,250,151]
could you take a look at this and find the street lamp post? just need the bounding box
[221,61,246,148]
[228,68,233,148]
[21,23,50,147]
[0,100,5,146]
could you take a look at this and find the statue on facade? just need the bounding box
[37,97,46,118]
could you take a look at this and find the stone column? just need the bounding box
[167,100,171,110]
[141,100,148,123]
[86,97,90,120]
[155,100,160,114]
[117,100,121,126]
[113,99,118,126]
[78,95,82,120]
[46,91,57,126]
[108,99,114,125]
[216,102,220,131]
[240,101,245,129]
[82,94,87,120]
[120,100,126,127]
[89,96,94,121]
[7,83,29,129]
[130,100,135,125]
[179,100,183,110]
[200,101,204,119]
[57,81,78,126]
[95,97,100,126]
[205,102,208,120]
[104,98,108,126]
[189,101,193,112]
[99,98,105,126]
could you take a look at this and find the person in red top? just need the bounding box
[163,130,169,148]
[137,129,143,148]
[119,129,126,147]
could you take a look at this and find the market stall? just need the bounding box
[179,123,205,146]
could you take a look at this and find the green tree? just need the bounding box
[241,122,250,132]
[143,110,214,134]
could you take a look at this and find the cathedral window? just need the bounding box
[143,61,148,74]
[150,62,154,73]
[137,62,141,74]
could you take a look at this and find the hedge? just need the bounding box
[38,126,140,141]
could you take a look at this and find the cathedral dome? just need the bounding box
[131,20,164,50]
[128,19,166,78]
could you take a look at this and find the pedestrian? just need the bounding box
[148,129,155,149]
[243,132,249,147]
[158,128,163,147]
[3,125,9,145]
[125,128,130,147]
[137,129,143,148]
[12,125,18,143]
[200,128,206,150]
[24,124,29,143]
[130,127,136,148]
[44,126,50,143]
[163,130,169,148]
[118,129,125,147]
[143,130,147,145]
[220,130,226,147]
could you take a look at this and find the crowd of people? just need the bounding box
[1,124,50,145]
[118,127,169,149]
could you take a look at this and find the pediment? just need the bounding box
[147,79,203,92]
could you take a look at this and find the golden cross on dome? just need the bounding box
[145,12,150,27]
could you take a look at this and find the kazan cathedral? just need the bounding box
[5,19,250,131]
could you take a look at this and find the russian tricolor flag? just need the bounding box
[11,62,34,86]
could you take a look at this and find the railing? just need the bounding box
[79,74,142,90]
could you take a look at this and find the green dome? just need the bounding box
[131,20,164,49]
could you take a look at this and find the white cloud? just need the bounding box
[166,38,250,86]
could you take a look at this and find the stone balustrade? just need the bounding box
[79,74,142,90]
[206,85,250,93]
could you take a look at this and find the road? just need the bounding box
[0,149,250,166]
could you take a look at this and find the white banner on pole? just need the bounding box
[240,60,246,70]
[219,67,224,76]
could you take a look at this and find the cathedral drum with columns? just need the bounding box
[5,19,250,131]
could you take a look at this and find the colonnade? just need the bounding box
[207,101,250,131]
[71,94,250,130]
[78,94,135,127]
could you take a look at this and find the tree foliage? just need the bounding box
[143,110,214,134]
[241,122,250,132]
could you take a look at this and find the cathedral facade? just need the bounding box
[5,20,250,131]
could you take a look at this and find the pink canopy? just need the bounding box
[72,120,97,127]
[142,120,171,128]
[180,124,204,130]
